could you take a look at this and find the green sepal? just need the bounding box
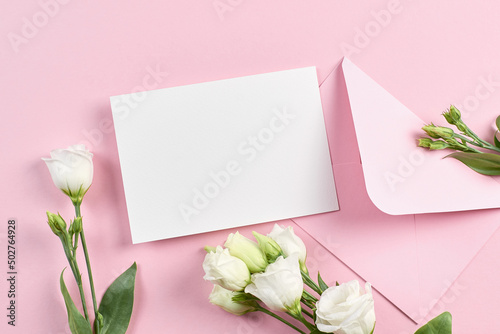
[204,245,216,253]
[98,262,137,334]
[495,115,500,132]
[317,272,329,293]
[414,312,452,334]
[231,292,260,305]
[59,269,92,334]
[446,152,500,175]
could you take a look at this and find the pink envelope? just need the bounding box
[294,58,500,322]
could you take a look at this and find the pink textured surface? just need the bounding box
[1,1,500,333]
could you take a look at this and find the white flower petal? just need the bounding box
[315,280,376,334]
[202,246,250,291]
[244,255,302,313]
[42,145,94,201]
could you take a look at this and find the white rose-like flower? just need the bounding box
[209,285,255,316]
[42,144,94,205]
[315,280,376,334]
[224,232,268,273]
[203,246,251,291]
[244,255,303,315]
[268,224,307,272]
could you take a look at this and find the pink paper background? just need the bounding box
[2,1,500,333]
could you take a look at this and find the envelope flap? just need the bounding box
[342,58,500,215]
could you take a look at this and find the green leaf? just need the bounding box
[59,269,92,334]
[446,152,500,175]
[494,131,500,149]
[495,115,500,132]
[414,312,452,334]
[317,272,329,293]
[98,262,137,334]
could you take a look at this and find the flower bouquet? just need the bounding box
[418,105,500,175]
[202,224,451,333]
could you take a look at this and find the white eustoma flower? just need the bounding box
[268,224,307,272]
[203,246,251,291]
[42,144,94,205]
[244,255,303,315]
[224,232,268,273]
[315,280,376,334]
[209,285,255,316]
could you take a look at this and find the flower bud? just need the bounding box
[449,105,461,120]
[224,232,268,273]
[203,246,251,291]
[442,106,461,125]
[429,140,450,150]
[252,231,282,263]
[417,138,433,148]
[69,217,82,235]
[209,285,256,316]
[46,211,67,237]
[422,124,455,139]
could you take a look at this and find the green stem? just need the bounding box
[301,297,315,310]
[256,306,307,334]
[463,125,491,147]
[59,235,90,321]
[72,233,79,257]
[302,308,314,319]
[481,142,500,153]
[287,310,316,332]
[75,204,101,334]
[301,270,322,295]
[456,121,500,153]
[454,133,500,153]
[453,134,482,146]
[303,290,318,303]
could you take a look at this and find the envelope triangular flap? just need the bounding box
[341,58,500,215]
